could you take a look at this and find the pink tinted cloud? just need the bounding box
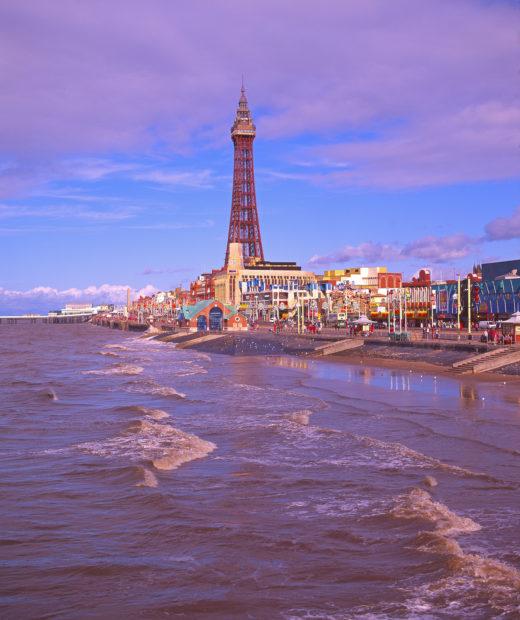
[310,234,479,267]
[309,242,400,266]
[485,206,520,241]
[401,234,479,263]
[309,103,520,189]
[0,0,517,191]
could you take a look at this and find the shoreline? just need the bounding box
[147,328,520,384]
[316,350,520,384]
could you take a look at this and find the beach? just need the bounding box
[154,329,520,383]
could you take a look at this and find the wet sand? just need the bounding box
[324,351,520,384]
[161,331,520,384]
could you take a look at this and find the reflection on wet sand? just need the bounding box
[389,372,411,392]
[270,356,309,370]
[460,383,480,407]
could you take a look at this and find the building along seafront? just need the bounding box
[91,86,520,334]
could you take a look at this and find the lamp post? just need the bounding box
[387,290,391,335]
[467,275,472,336]
[399,286,403,335]
[457,274,461,332]
[404,288,408,334]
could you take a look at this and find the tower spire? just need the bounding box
[224,84,264,266]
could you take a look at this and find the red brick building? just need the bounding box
[378,272,402,289]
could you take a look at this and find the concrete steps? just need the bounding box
[314,338,364,356]
[452,347,520,374]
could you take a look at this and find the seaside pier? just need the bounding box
[0,314,92,325]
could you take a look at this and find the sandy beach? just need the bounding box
[154,330,520,384]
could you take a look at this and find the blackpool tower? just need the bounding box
[224,85,264,267]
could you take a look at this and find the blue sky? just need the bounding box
[0,0,518,312]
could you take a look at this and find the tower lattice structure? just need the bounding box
[224,85,264,266]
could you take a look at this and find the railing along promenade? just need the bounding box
[252,324,518,347]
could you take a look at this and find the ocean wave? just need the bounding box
[126,380,186,399]
[104,344,130,351]
[353,434,497,481]
[114,405,170,420]
[148,385,186,399]
[174,363,208,377]
[83,364,144,376]
[392,488,481,537]
[98,350,119,358]
[223,379,328,415]
[392,488,520,615]
[288,496,387,520]
[76,419,215,474]
[7,380,43,387]
[38,387,58,401]
[136,466,159,488]
[285,409,314,426]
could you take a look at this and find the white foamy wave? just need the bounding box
[174,363,208,377]
[392,488,481,537]
[104,344,130,351]
[229,382,268,393]
[354,434,494,480]
[392,488,520,615]
[285,409,313,426]
[76,419,215,474]
[136,467,159,488]
[98,351,119,358]
[126,380,186,399]
[145,408,170,420]
[83,364,144,376]
[288,496,387,520]
[150,385,186,398]
[119,405,170,420]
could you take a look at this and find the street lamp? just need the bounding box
[467,275,472,337]
[457,274,461,332]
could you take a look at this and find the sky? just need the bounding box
[0,0,518,313]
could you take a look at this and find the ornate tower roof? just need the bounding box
[231,84,256,139]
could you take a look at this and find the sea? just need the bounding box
[1,323,520,619]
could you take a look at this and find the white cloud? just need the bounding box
[141,267,191,275]
[127,219,214,231]
[0,203,138,221]
[134,170,215,189]
[0,283,159,311]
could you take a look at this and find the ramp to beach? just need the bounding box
[175,334,226,349]
[314,338,365,356]
[161,332,191,342]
